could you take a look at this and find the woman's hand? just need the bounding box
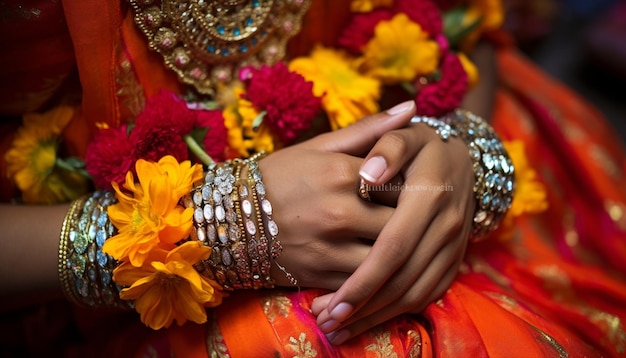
[311,114,476,345]
[260,101,416,288]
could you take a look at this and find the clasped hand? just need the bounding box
[259,101,475,345]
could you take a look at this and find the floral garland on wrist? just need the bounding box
[4,0,548,330]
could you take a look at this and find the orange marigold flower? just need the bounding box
[361,13,440,84]
[104,156,203,266]
[350,0,393,13]
[5,105,90,204]
[113,241,224,330]
[289,46,381,130]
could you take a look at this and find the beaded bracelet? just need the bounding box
[411,109,515,241]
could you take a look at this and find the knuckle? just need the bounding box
[326,157,357,188]
[320,203,350,231]
[379,130,409,156]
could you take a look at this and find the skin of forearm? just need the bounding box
[0,204,68,307]
[462,40,497,122]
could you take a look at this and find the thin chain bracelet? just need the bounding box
[411,109,515,241]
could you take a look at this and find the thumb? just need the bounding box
[308,100,416,155]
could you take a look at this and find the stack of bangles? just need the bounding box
[57,152,296,309]
[58,109,513,310]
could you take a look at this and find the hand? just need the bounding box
[259,101,417,288]
[312,111,476,345]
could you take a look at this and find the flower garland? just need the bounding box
[4,0,547,329]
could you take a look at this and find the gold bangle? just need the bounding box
[58,196,88,305]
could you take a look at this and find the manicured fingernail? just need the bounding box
[319,319,340,333]
[386,100,415,115]
[360,156,386,183]
[329,302,353,321]
[327,329,351,345]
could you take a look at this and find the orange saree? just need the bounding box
[1,0,625,356]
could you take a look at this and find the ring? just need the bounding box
[358,178,371,201]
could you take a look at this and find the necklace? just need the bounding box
[129,0,310,96]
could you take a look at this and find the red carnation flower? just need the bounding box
[394,0,443,36]
[195,109,228,162]
[415,52,468,117]
[135,90,196,136]
[85,124,134,190]
[338,9,393,53]
[244,63,321,144]
[130,124,189,164]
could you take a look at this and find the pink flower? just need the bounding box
[415,52,468,117]
[339,9,393,53]
[394,0,443,36]
[244,63,321,144]
[85,125,134,190]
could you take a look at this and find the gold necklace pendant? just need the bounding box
[129,0,310,96]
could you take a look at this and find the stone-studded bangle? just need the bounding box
[58,191,133,309]
[411,109,515,241]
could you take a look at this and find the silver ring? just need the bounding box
[358,178,371,201]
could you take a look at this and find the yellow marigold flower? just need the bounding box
[104,156,203,266]
[223,87,275,157]
[457,52,479,89]
[5,105,89,204]
[289,46,381,130]
[504,141,548,216]
[113,241,224,330]
[496,141,548,240]
[361,14,440,84]
[461,0,504,51]
[351,0,393,12]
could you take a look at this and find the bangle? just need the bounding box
[412,109,515,241]
[58,191,133,309]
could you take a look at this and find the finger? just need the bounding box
[326,248,459,345]
[304,101,416,155]
[311,293,334,316]
[358,124,437,186]
[321,179,442,324]
[366,173,404,207]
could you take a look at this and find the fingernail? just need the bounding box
[329,302,353,321]
[319,319,340,333]
[360,156,386,183]
[386,100,415,115]
[326,329,351,345]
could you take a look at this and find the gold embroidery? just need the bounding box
[115,58,146,121]
[590,144,622,180]
[531,325,568,358]
[535,265,626,353]
[407,329,422,358]
[590,311,626,354]
[262,293,292,323]
[365,328,397,358]
[287,332,318,358]
[206,313,230,358]
[485,291,519,311]
[606,200,626,231]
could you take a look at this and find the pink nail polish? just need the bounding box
[360,156,386,183]
[319,319,340,333]
[329,329,350,345]
[329,302,353,321]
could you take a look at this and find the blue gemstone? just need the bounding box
[96,229,106,247]
[97,212,108,227]
[246,17,253,26]
[240,45,248,53]
[251,38,258,45]
[97,251,108,267]
[222,49,229,56]
[482,193,491,206]
[217,25,225,35]
[207,44,215,53]
[252,0,259,6]
[233,27,240,36]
